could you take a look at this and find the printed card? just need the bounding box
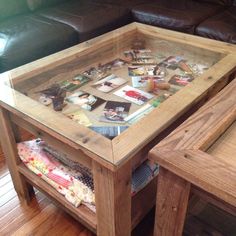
[99,101,131,123]
[92,74,126,93]
[83,67,107,80]
[128,65,156,77]
[65,110,92,127]
[132,76,164,88]
[124,49,157,65]
[189,63,209,75]
[101,58,127,70]
[124,49,153,61]
[89,126,128,139]
[114,85,154,105]
[66,91,105,111]
[124,104,154,124]
[158,56,184,70]
[59,74,91,92]
[169,74,194,86]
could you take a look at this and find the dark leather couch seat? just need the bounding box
[90,0,153,9]
[132,0,223,33]
[37,0,131,42]
[0,15,78,72]
[196,6,236,44]
[1,0,236,74]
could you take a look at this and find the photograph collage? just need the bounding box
[36,42,209,139]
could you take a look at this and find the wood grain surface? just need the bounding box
[150,79,236,236]
[1,136,235,235]
[154,167,191,236]
[1,23,236,236]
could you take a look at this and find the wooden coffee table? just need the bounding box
[0,23,236,236]
[149,79,236,236]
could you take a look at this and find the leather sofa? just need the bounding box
[132,0,236,43]
[0,0,236,74]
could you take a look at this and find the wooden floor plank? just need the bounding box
[0,159,8,177]
[0,193,49,235]
[32,210,85,236]
[0,172,12,186]
[0,195,21,219]
[0,188,17,207]
[11,204,58,236]
[0,178,14,198]
[184,215,224,236]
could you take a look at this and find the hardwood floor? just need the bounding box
[0,158,95,236]
[0,133,235,236]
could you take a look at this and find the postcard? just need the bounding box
[169,74,194,86]
[132,57,156,65]
[65,110,92,127]
[114,85,154,105]
[66,91,105,111]
[59,74,91,92]
[124,49,153,61]
[99,101,131,123]
[83,67,107,80]
[131,76,164,88]
[101,58,127,70]
[89,126,128,139]
[189,63,209,75]
[92,74,126,93]
[178,61,193,74]
[135,49,153,58]
[128,65,157,77]
[158,56,184,70]
[152,65,168,78]
[124,104,154,124]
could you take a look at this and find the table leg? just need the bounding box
[154,167,191,236]
[93,160,132,236]
[0,108,34,202]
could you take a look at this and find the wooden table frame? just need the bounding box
[149,79,236,236]
[1,23,236,236]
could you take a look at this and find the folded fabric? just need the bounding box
[17,139,158,213]
[41,142,92,179]
[131,159,159,195]
[40,140,158,194]
[17,140,95,210]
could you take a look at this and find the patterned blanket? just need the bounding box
[17,139,158,212]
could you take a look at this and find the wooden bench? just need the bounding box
[149,79,236,236]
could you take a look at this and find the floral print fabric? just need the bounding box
[17,139,95,210]
[17,139,159,213]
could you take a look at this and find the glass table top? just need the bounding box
[0,23,234,165]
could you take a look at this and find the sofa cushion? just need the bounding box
[37,0,131,42]
[89,0,153,9]
[27,0,66,11]
[0,0,29,20]
[195,7,236,44]
[132,0,223,33]
[195,0,232,5]
[0,15,78,73]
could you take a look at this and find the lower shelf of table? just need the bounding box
[18,163,157,233]
[18,163,97,232]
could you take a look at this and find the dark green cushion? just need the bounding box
[0,0,29,20]
[27,0,66,11]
